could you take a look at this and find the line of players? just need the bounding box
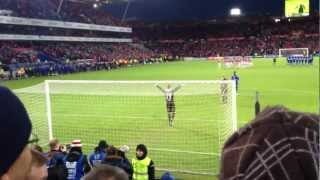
[287,56,314,64]
[156,71,240,127]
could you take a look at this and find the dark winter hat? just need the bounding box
[161,172,175,180]
[0,86,32,176]
[136,144,148,155]
[98,140,108,149]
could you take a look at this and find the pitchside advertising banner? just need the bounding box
[285,0,309,17]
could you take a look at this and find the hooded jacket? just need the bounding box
[133,144,155,180]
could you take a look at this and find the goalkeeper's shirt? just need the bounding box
[164,88,175,102]
[157,85,181,103]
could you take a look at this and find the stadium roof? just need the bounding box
[103,0,319,22]
[68,0,127,4]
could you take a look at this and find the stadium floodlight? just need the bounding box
[15,80,237,175]
[93,3,98,8]
[230,8,241,16]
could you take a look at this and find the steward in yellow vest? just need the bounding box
[132,144,155,180]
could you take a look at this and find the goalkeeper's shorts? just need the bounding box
[167,102,175,113]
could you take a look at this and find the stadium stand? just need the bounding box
[0,14,319,80]
[0,0,128,26]
[137,15,319,57]
[0,42,157,79]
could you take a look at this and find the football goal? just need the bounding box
[279,48,309,57]
[15,80,237,175]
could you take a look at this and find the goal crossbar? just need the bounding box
[279,48,309,57]
[45,80,235,84]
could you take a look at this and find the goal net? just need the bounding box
[15,80,237,175]
[279,48,309,57]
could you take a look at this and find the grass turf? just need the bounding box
[3,57,319,179]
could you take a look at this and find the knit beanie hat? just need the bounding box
[0,86,32,176]
[71,139,82,148]
[98,140,108,149]
[161,172,175,180]
[220,106,319,180]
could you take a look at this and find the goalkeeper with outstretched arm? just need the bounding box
[156,84,181,127]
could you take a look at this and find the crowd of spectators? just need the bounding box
[139,16,319,57]
[43,138,156,180]
[146,34,319,57]
[0,42,158,80]
[133,15,318,40]
[0,18,318,79]
[0,42,155,64]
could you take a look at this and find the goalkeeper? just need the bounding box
[156,84,181,127]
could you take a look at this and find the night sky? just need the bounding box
[105,0,319,21]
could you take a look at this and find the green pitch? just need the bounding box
[3,57,319,179]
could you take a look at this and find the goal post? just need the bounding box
[45,81,53,140]
[16,80,237,175]
[279,48,309,57]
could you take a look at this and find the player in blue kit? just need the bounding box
[231,71,240,92]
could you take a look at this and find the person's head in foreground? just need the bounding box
[27,149,48,180]
[83,164,129,180]
[49,138,60,152]
[220,106,319,180]
[0,86,33,180]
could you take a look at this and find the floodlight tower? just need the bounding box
[230,8,241,16]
